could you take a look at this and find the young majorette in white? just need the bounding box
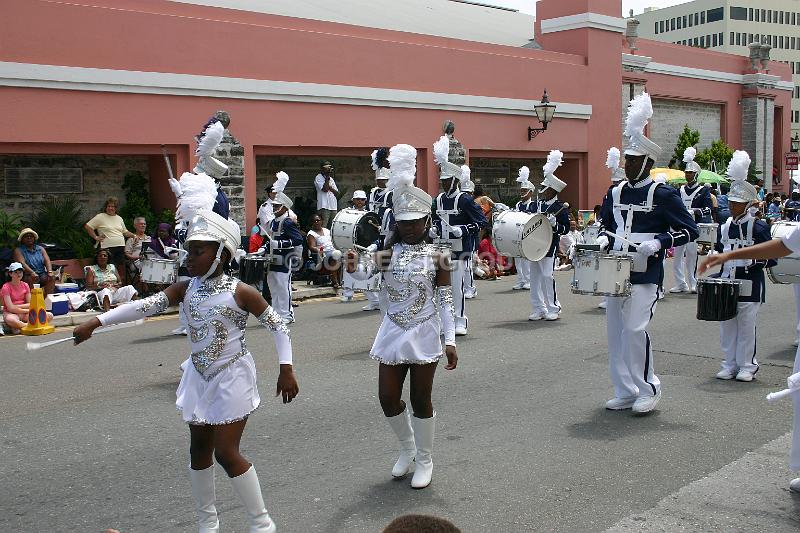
[710,151,775,382]
[597,92,698,413]
[73,209,299,533]
[512,166,535,291]
[528,151,570,321]
[346,144,458,489]
[700,213,800,495]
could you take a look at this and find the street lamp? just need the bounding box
[528,90,557,141]
[791,133,799,153]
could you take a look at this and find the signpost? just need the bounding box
[786,153,799,171]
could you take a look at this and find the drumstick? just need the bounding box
[602,230,641,250]
[367,220,381,229]
[25,319,145,351]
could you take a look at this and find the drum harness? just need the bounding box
[720,217,756,275]
[435,191,467,251]
[609,180,661,272]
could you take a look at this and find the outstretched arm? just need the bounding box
[699,238,791,275]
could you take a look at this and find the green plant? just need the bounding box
[156,208,176,226]
[0,209,23,249]
[669,125,700,168]
[747,160,762,185]
[696,139,734,174]
[118,170,156,230]
[29,196,97,261]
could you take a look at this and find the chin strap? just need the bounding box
[631,157,651,182]
[447,178,459,196]
[200,242,225,281]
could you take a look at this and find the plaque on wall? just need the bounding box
[4,168,83,194]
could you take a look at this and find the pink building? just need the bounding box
[0,0,792,233]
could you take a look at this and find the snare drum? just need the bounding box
[696,278,739,321]
[696,223,718,245]
[140,258,178,284]
[582,225,600,245]
[571,250,632,297]
[491,211,553,262]
[239,255,273,285]
[768,221,800,283]
[332,209,381,251]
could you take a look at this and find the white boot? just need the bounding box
[229,466,277,533]
[386,406,416,478]
[410,413,436,489]
[189,465,219,533]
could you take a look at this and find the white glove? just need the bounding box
[595,235,609,250]
[257,246,268,256]
[269,239,279,249]
[450,226,463,238]
[234,249,246,262]
[547,215,557,227]
[428,227,439,239]
[637,239,662,256]
[366,244,378,253]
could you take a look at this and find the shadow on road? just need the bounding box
[566,408,695,442]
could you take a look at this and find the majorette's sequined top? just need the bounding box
[384,243,438,330]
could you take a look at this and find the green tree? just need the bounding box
[669,125,700,169]
[118,170,156,231]
[695,139,734,174]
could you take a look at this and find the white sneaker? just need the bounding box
[632,390,661,413]
[362,303,380,311]
[544,313,560,321]
[282,317,295,325]
[523,283,530,290]
[789,478,800,493]
[465,291,476,299]
[689,285,697,294]
[171,326,187,336]
[597,301,607,309]
[340,295,352,303]
[715,369,737,380]
[528,312,545,321]
[455,326,468,336]
[669,286,688,293]
[605,397,637,410]
[512,282,526,290]
[735,369,755,382]
[793,339,799,347]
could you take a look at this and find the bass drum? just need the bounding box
[768,221,800,283]
[491,210,553,262]
[332,209,381,251]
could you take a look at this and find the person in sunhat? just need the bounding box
[13,227,56,294]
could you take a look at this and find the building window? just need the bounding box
[701,10,706,24]
[730,32,734,46]
[688,15,693,27]
[660,20,665,33]
[793,12,796,25]
[781,35,785,49]
[761,9,766,22]
[683,15,687,27]
[749,8,753,21]
[730,6,747,21]
[671,18,675,31]
[654,22,659,34]
[677,16,682,29]
[695,12,699,25]
[781,10,785,24]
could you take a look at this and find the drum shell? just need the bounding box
[240,256,268,285]
[491,211,553,262]
[696,279,739,321]
[140,258,178,284]
[570,250,632,297]
[331,209,381,251]
[696,223,718,245]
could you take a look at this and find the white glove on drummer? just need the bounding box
[269,239,279,249]
[365,244,378,253]
[637,239,662,257]
[428,226,439,239]
[547,215,557,227]
[595,235,609,250]
[450,226,463,238]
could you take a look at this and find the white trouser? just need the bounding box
[451,257,468,330]
[606,283,661,399]
[516,258,530,285]
[794,284,800,341]
[791,345,800,470]
[96,285,138,306]
[719,301,760,374]
[464,254,476,296]
[529,256,560,315]
[365,289,380,305]
[267,270,293,322]
[672,242,698,289]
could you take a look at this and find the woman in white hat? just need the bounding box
[73,209,299,533]
[346,144,458,489]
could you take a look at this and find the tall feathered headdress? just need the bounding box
[174,171,218,224]
[683,146,701,174]
[726,150,751,181]
[388,144,432,221]
[517,166,534,190]
[543,150,564,177]
[624,92,662,161]
[371,147,390,180]
[606,147,621,170]
[727,150,757,204]
[195,118,225,158]
[433,135,461,179]
[271,171,293,208]
[387,144,417,191]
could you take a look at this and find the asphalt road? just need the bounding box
[2,263,799,532]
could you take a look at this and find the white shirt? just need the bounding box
[314,174,339,210]
[308,228,335,254]
[780,222,800,254]
[559,230,584,256]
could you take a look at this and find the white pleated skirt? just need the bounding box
[370,316,443,365]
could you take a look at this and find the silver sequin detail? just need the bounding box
[370,352,442,365]
[191,320,227,375]
[436,286,454,313]
[137,292,169,315]
[190,306,248,343]
[258,307,290,335]
[386,243,437,330]
[188,275,238,322]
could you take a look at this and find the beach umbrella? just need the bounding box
[696,169,728,185]
[649,168,685,181]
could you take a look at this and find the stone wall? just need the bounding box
[650,98,722,167]
[215,131,246,233]
[470,157,546,205]
[0,155,149,224]
[741,96,775,189]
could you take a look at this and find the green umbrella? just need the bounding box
[667,176,687,185]
[696,169,728,185]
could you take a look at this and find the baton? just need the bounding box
[160,145,175,181]
[26,319,145,351]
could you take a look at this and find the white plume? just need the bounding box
[195,121,225,158]
[274,171,290,193]
[543,150,564,176]
[623,92,653,139]
[433,135,450,166]
[387,144,417,190]
[175,171,218,224]
[518,166,530,182]
[371,150,379,171]
[460,165,470,185]
[605,147,620,170]
[682,146,697,163]
[726,150,751,181]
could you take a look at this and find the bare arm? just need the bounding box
[698,238,791,275]
[40,247,53,274]
[12,248,36,278]
[84,223,104,244]
[3,293,28,314]
[84,268,98,290]
[307,234,319,255]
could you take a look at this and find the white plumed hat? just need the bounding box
[539,150,567,193]
[175,171,218,224]
[433,135,461,179]
[606,147,625,182]
[683,146,701,174]
[184,209,241,258]
[517,166,534,190]
[726,150,750,181]
[624,92,662,160]
[270,171,293,208]
[389,144,432,221]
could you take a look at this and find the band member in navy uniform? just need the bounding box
[266,185,304,325]
[710,151,776,382]
[512,166,536,290]
[597,92,699,414]
[431,131,488,336]
[528,151,570,321]
[459,169,479,300]
[670,146,714,294]
[362,147,393,312]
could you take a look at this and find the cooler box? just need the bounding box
[45,293,70,315]
[55,283,79,293]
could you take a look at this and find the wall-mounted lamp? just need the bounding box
[528,90,557,141]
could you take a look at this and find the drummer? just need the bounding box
[528,150,570,322]
[785,189,800,222]
[460,171,479,300]
[709,151,775,382]
[363,147,392,312]
[341,190,369,303]
[596,92,698,413]
[266,185,304,325]
[670,147,714,294]
[512,166,535,291]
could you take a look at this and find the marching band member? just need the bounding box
[670,147,713,294]
[346,143,457,490]
[512,166,535,291]
[265,173,304,325]
[460,174,479,300]
[528,151,570,321]
[597,148,627,310]
[363,147,393,312]
[598,92,699,413]
[73,208,299,533]
[431,133,488,335]
[711,151,775,381]
[341,190,369,302]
